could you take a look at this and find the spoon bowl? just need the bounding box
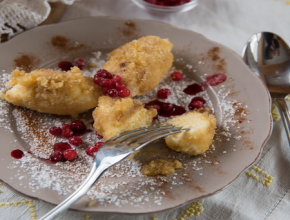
[242,32,290,141]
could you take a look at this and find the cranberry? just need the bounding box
[157,88,172,99]
[58,61,73,71]
[86,146,99,157]
[102,87,108,94]
[103,79,114,88]
[71,120,86,131]
[95,142,104,148]
[170,71,183,81]
[191,101,204,109]
[115,81,126,91]
[119,89,131,98]
[49,127,62,136]
[54,142,72,152]
[11,149,24,159]
[69,136,82,146]
[153,105,161,111]
[50,152,63,162]
[113,75,122,82]
[95,132,103,138]
[75,58,85,70]
[96,69,112,79]
[108,89,119,97]
[161,103,174,112]
[205,73,227,86]
[62,129,73,138]
[94,76,103,85]
[63,149,78,161]
[62,124,71,130]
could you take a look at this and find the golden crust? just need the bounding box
[92,96,157,141]
[103,36,173,96]
[165,110,216,156]
[2,67,102,118]
[141,158,183,176]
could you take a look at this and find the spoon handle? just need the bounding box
[273,98,290,143]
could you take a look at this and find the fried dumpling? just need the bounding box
[103,36,173,96]
[2,67,102,118]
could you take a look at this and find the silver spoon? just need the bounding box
[242,32,290,142]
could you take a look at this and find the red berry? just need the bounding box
[153,105,161,111]
[50,152,63,162]
[62,124,71,130]
[54,142,72,152]
[49,127,62,136]
[205,73,227,86]
[97,69,112,79]
[95,132,103,138]
[63,149,78,161]
[191,101,204,109]
[94,142,104,148]
[94,76,103,85]
[102,87,108,94]
[108,89,119,97]
[86,146,99,157]
[103,79,114,88]
[119,88,131,97]
[157,88,172,99]
[75,58,85,70]
[69,136,82,146]
[113,75,122,82]
[161,103,174,112]
[115,81,126,91]
[58,61,73,71]
[71,120,86,131]
[170,71,183,81]
[62,129,73,138]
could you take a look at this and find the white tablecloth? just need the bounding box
[1,0,290,219]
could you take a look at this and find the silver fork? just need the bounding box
[40,124,188,220]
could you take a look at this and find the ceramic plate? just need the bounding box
[0,17,272,214]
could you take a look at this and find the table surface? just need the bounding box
[1,0,290,219]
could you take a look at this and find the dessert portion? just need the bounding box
[103,36,173,96]
[164,109,216,156]
[2,67,101,118]
[141,158,183,176]
[92,96,157,141]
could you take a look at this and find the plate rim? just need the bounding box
[0,16,273,214]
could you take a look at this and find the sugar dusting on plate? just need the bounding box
[1,50,248,208]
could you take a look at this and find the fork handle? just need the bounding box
[39,161,103,220]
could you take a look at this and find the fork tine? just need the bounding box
[127,127,187,146]
[118,125,176,144]
[109,124,168,142]
[133,128,189,151]
[110,125,172,143]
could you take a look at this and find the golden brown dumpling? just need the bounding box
[92,96,157,141]
[165,110,216,156]
[103,36,173,96]
[2,67,101,118]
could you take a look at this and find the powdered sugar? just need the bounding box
[1,50,248,208]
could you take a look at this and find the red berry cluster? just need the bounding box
[144,0,190,6]
[93,69,131,98]
[49,120,105,161]
[50,143,77,162]
[86,142,104,157]
[58,58,85,71]
[49,120,89,139]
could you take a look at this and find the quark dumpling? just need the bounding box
[103,36,173,96]
[165,109,216,156]
[1,67,102,118]
[92,96,157,141]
